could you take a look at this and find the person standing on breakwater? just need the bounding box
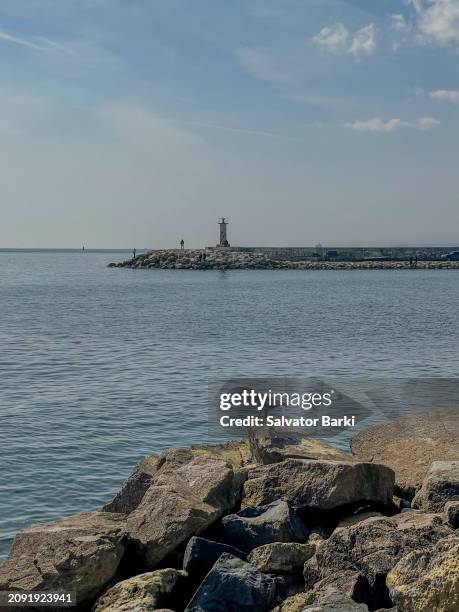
[180,239,185,250]
[133,248,136,258]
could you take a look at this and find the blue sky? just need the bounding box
[0,0,458,247]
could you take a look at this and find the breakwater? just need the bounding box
[213,246,459,262]
[109,249,459,270]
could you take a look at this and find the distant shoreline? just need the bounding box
[0,249,149,254]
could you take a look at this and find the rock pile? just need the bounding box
[108,250,459,271]
[0,414,458,611]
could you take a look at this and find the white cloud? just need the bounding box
[345,118,409,132]
[312,22,376,58]
[349,24,377,58]
[409,0,459,46]
[345,116,440,132]
[312,23,349,54]
[416,116,441,129]
[430,89,459,101]
[391,14,409,30]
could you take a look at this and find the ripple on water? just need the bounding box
[0,253,458,558]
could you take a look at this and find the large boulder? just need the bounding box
[444,500,459,528]
[387,535,459,612]
[185,553,276,612]
[103,442,250,515]
[301,594,369,611]
[93,568,187,611]
[247,542,315,574]
[270,593,311,612]
[103,455,159,513]
[183,537,245,580]
[351,409,459,499]
[127,456,245,568]
[0,512,126,604]
[303,571,369,608]
[248,429,352,465]
[219,500,308,553]
[241,459,394,512]
[412,461,459,512]
[305,512,452,610]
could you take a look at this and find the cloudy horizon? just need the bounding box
[1,0,458,248]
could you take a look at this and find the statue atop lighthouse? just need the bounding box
[218,218,230,247]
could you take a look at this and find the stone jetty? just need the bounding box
[109,249,459,271]
[0,412,458,611]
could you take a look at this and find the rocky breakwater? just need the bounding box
[108,249,459,271]
[0,416,458,612]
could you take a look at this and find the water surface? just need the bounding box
[1,252,458,558]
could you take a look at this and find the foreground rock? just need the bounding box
[444,500,459,528]
[219,500,308,553]
[93,568,187,611]
[270,593,311,612]
[302,594,369,611]
[303,571,369,608]
[387,535,459,612]
[0,512,126,604]
[183,537,245,580]
[248,429,351,465]
[242,459,394,512]
[412,461,459,512]
[103,455,159,514]
[351,409,459,499]
[103,442,250,514]
[185,553,276,611]
[304,512,452,609]
[127,456,244,568]
[248,542,315,574]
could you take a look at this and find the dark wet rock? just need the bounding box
[93,568,187,611]
[391,496,410,511]
[185,553,276,612]
[248,429,352,465]
[241,459,394,512]
[412,460,459,512]
[387,535,459,612]
[304,512,452,610]
[444,500,459,528]
[0,512,126,604]
[247,542,315,574]
[351,409,459,499]
[219,500,308,553]
[273,574,305,601]
[183,537,245,580]
[127,456,245,568]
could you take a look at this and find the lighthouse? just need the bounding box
[218,218,230,247]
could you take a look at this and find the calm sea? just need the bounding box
[1,251,458,559]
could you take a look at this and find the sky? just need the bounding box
[0,0,458,248]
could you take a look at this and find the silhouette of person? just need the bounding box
[180,239,185,250]
[133,248,136,258]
